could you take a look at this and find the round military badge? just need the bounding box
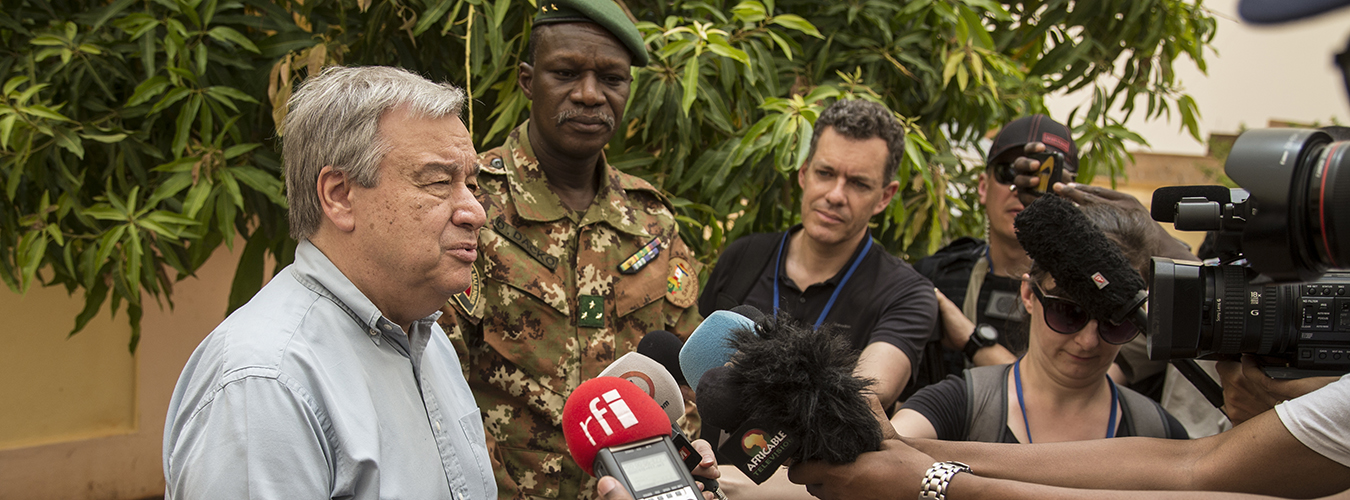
[665,257,697,308]
[451,265,484,318]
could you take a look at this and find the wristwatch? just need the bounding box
[962,323,998,360]
[918,461,971,500]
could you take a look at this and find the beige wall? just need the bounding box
[1048,0,1350,156]
[0,243,242,499]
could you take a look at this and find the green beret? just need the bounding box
[535,0,649,67]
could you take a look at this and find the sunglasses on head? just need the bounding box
[1031,282,1138,345]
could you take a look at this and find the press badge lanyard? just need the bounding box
[772,230,873,329]
[1014,358,1119,443]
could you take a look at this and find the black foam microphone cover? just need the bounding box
[638,330,688,387]
[693,365,747,431]
[1015,194,1148,327]
[729,304,766,323]
[725,313,881,464]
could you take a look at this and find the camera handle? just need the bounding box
[1171,359,1226,408]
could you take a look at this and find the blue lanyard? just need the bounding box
[772,230,873,329]
[1013,357,1119,443]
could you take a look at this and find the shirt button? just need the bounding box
[799,297,806,303]
[435,420,442,431]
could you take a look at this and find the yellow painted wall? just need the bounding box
[0,285,137,450]
[0,242,244,500]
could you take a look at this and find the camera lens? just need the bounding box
[1149,257,1350,372]
[1148,259,1288,361]
[1225,129,1350,282]
[1303,140,1350,269]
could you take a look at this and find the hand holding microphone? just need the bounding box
[686,311,883,483]
[564,377,705,500]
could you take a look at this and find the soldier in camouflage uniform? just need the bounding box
[439,1,703,498]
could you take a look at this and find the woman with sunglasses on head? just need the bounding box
[891,203,1189,443]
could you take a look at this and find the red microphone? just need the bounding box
[563,377,702,499]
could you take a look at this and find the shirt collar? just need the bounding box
[293,240,442,341]
[780,224,875,287]
[498,121,651,237]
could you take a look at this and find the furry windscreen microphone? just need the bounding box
[1015,194,1148,330]
[724,313,881,466]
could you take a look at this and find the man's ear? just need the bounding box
[518,62,534,99]
[872,180,901,216]
[317,165,356,233]
[1020,278,1035,311]
[977,171,990,205]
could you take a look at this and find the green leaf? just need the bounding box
[942,51,962,87]
[24,105,73,122]
[147,171,194,207]
[52,127,85,159]
[680,56,700,114]
[731,1,767,23]
[30,35,67,47]
[414,0,455,37]
[770,14,822,38]
[206,26,260,53]
[705,40,750,66]
[80,132,128,143]
[151,87,192,113]
[3,76,30,95]
[227,232,269,314]
[173,94,203,156]
[222,143,262,159]
[0,115,16,150]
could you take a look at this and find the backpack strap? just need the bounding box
[1118,385,1174,438]
[964,364,1012,442]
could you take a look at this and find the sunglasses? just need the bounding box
[987,161,1018,185]
[1031,283,1139,345]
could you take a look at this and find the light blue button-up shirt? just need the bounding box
[164,240,496,499]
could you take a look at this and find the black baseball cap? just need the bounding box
[987,114,1080,173]
[1239,0,1350,24]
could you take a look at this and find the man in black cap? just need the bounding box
[437,1,707,498]
[915,114,1080,371]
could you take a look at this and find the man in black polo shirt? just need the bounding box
[699,99,937,410]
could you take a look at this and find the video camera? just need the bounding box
[1149,128,1350,378]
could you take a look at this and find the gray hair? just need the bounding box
[283,66,467,239]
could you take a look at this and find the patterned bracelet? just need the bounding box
[918,461,971,500]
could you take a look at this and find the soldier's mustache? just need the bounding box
[555,109,615,129]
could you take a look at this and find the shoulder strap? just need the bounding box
[964,364,1011,442]
[1118,385,1173,438]
[716,232,781,311]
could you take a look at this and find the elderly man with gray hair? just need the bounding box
[163,66,494,499]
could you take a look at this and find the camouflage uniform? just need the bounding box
[441,121,702,500]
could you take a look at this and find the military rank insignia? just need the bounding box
[579,294,605,328]
[666,257,697,307]
[618,237,662,274]
[451,265,484,318]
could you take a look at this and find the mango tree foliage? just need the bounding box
[0,0,1214,351]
